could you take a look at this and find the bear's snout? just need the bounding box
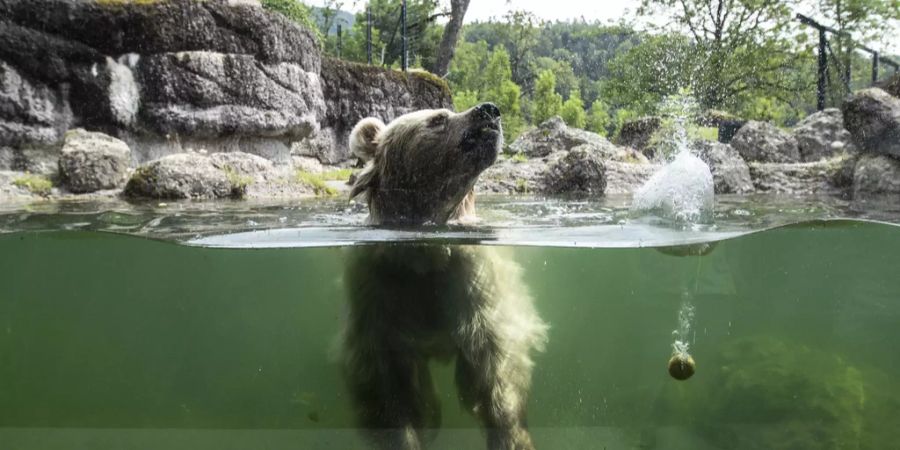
[475,102,501,121]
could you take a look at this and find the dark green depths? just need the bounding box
[1,220,899,449]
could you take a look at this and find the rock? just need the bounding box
[0,146,59,175]
[137,51,324,140]
[540,146,607,195]
[876,72,900,98]
[510,116,647,162]
[692,140,753,194]
[58,129,131,193]
[842,88,900,158]
[316,59,453,163]
[792,108,855,162]
[852,154,900,198]
[731,120,800,163]
[748,155,852,195]
[124,153,239,199]
[614,116,661,155]
[604,161,659,195]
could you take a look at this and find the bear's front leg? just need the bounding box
[343,343,441,450]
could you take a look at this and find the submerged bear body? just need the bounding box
[342,104,548,450]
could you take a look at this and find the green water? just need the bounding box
[2,221,900,449]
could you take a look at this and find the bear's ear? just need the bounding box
[349,117,385,162]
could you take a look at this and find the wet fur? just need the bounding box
[342,107,548,449]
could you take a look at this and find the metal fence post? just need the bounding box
[366,4,372,65]
[817,29,826,111]
[337,24,342,58]
[872,52,879,84]
[401,0,408,71]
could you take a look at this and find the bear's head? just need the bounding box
[348,103,502,225]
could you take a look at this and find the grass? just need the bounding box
[13,173,53,196]
[296,170,337,196]
[319,168,353,181]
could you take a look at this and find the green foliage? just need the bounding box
[453,90,479,111]
[337,0,441,67]
[13,173,53,196]
[586,100,611,136]
[560,89,586,129]
[533,70,562,125]
[261,0,321,41]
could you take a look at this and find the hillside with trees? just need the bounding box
[267,0,900,143]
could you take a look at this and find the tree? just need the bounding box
[479,48,526,142]
[430,0,471,76]
[601,33,695,116]
[560,89,586,128]
[638,0,798,110]
[261,0,320,41]
[533,69,562,124]
[587,100,611,136]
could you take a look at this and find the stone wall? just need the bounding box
[0,0,452,172]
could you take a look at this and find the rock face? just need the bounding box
[792,108,855,162]
[614,116,661,156]
[876,72,900,98]
[731,121,801,163]
[0,0,450,171]
[510,116,647,162]
[311,59,453,163]
[852,154,900,197]
[842,88,900,158]
[540,147,607,195]
[58,129,131,193]
[692,140,753,194]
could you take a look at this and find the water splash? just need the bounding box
[632,93,714,224]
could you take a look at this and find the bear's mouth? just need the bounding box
[477,118,502,135]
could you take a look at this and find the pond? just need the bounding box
[2,195,899,450]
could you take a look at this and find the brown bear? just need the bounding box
[341,103,549,450]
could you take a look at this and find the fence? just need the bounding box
[796,14,899,111]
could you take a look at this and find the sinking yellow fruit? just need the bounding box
[668,354,696,380]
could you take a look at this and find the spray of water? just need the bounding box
[631,92,714,224]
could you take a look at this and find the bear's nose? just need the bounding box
[476,102,501,120]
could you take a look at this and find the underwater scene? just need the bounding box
[2,196,900,450]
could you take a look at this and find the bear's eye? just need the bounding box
[427,114,448,128]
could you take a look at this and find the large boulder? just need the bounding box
[876,72,900,98]
[124,153,240,199]
[792,108,855,162]
[58,129,131,193]
[842,88,900,158]
[852,154,900,198]
[614,116,661,156]
[748,155,853,195]
[692,140,753,194]
[510,116,646,162]
[731,120,801,163]
[540,146,607,195]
